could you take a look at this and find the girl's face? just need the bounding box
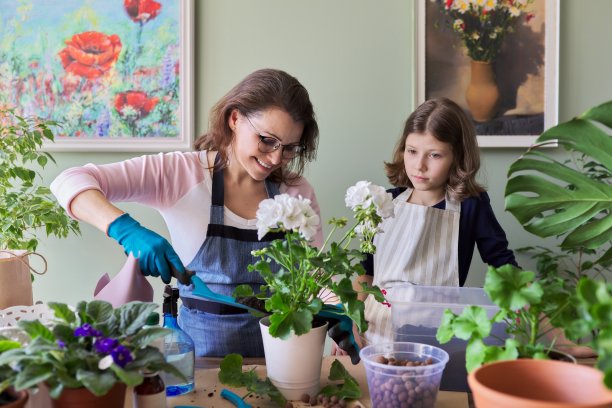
[403,131,454,198]
[229,107,304,181]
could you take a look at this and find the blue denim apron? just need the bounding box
[178,159,281,357]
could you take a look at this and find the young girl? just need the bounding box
[356,97,517,345]
[51,68,323,357]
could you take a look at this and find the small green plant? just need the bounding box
[436,264,571,372]
[0,300,184,398]
[235,181,392,340]
[0,108,80,251]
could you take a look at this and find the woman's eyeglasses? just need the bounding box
[244,115,304,159]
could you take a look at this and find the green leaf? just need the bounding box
[319,359,361,400]
[505,105,612,254]
[452,306,492,340]
[465,339,486,372]
[483,339,519,363]
[14,364,53,390]
[0,339,21,353]
[117,302,158,336]
[77,369,117,396]
[484,264,543,310]
[219,354,247,387]
[218,354,286,406]
[18,320,55,342]
[436,309,457,344]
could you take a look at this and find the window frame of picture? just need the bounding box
[31,0,194,152]
[415,0,559,148]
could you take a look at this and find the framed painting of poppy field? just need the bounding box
[0,0,194,151]
[415,0,559,147]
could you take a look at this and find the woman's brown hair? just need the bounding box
[385,97,484,201]
[194,68,318,184]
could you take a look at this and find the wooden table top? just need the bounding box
[124,355,470,408]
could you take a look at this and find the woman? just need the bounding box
[51,68,323,357]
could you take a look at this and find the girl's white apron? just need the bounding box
[364,188,460,345]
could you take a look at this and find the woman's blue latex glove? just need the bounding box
[107,213,186,284]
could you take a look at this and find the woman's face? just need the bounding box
[403,131,454,197]
[229,107,304,181]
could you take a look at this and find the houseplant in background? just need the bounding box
[433,0,536,121]
[0,300,184,407]
[504,99,611,387]
[441,100,612,406]
[0,337,27,408]
[0,108,80,308]
[234,181,393,399]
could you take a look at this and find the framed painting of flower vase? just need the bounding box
[416,0,559,147]
[0,0,194,152]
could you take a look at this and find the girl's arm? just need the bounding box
[354,274,373,302]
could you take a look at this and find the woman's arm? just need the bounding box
[69,189,124,233]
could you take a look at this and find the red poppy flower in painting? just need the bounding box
[124,0,162,24]
[114,91,159,119]
[58,31,122,80]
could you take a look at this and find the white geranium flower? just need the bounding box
[256,196,285,239]
[299,205,320,241]
[345,181,373,210]
[345,181,394,219]
[280,195,308,231]
[256,194,320,240]
[355,219,381,237]
[370,186,395,218]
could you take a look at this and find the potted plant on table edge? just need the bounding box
[437,100,612,405]
[232,180,393,400]
[0,300,185,406]
[0,108,80,308]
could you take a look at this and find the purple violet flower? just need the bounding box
[94,337,119,354]
[111,345,133,368]
[57,340,66,349]
[74,323,102,338]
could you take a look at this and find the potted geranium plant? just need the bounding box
[436,263,576,372]
[0,108,80,308]
[234,180,393,399]
[0,300,184,406]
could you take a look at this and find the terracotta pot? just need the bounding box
[465,60,500,122]
[0,388,28,408]
[52,383,126,408]
[468,359,612,408]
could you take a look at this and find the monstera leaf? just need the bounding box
[505,101,612,265]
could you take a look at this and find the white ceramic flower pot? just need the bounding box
[259,317,328,400]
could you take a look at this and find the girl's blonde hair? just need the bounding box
[385,97,484,201]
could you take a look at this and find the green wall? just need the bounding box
[34,0,612,305]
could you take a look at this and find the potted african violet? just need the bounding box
[0,300,184,407]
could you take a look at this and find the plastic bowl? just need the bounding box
[360,342,449,408]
